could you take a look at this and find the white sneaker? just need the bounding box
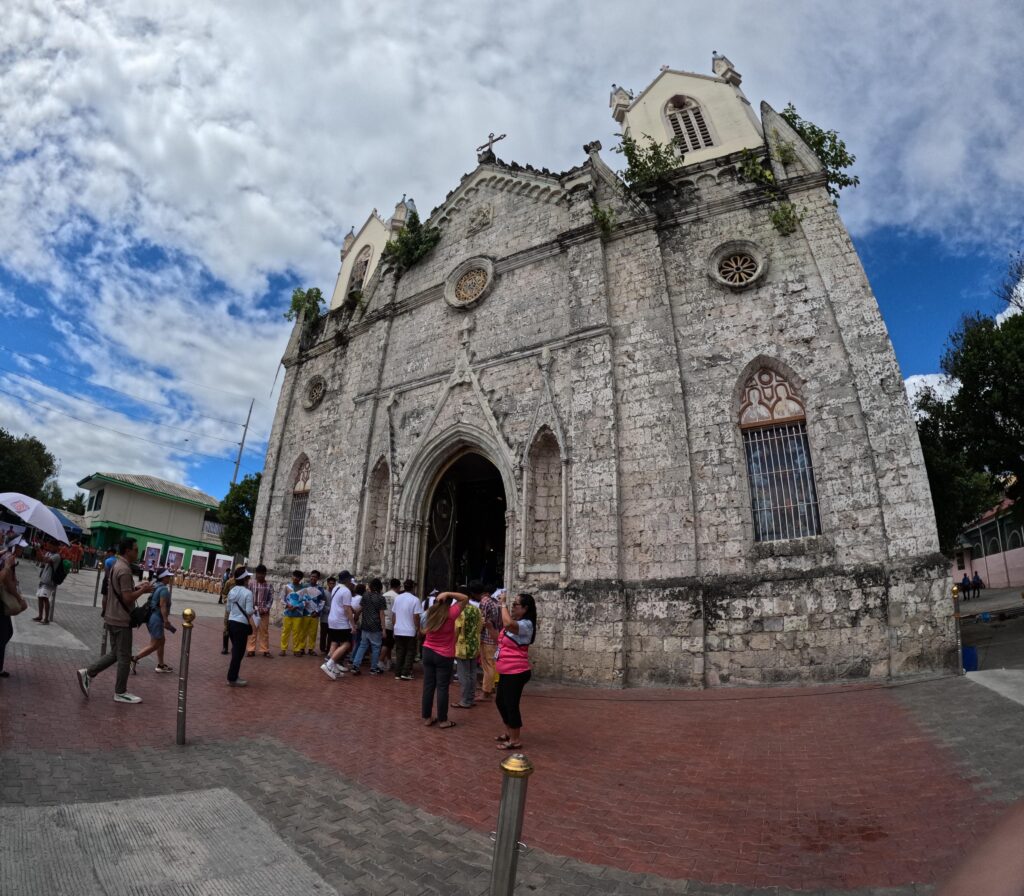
[320,662,339,680]
[113,692,142,704]
[76,669,90,698]
[227,679,248,687]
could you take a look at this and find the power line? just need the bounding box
[0,366,243,445]
[0,344,245,427]
[0,385,234,464]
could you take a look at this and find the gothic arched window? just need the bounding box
[349,246,372,297]
[665,96,715,153]
[739,368,821,542]
[285,456,311,555]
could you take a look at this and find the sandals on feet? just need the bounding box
[498,741,523,750]
[438,720,456,729]
[423,718,437,727]
[495,734,510,743]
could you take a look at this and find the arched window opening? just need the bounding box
[349,246,372,297]
[363,458,390,571]
[739,368,821,542]
[1008,529,1023,550]
[285,457,310,555]
[665,95,715,153]
[527,429,562,567]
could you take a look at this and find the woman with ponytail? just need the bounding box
[420,588,469,729]
[494,592,537,750]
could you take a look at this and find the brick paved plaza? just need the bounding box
[2,577,1024,894]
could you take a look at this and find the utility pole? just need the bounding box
[231,399,254,487]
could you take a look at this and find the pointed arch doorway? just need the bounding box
[423,451,506,593]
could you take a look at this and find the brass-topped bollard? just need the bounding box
[952,584,963,674]
[176,608,196,746]
[489,753,534,896]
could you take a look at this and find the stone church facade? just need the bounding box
[250,56,955,687]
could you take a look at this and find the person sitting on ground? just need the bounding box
[34,540,62,625]
[494,592,538,751]
[132,568,176,674]
[420,589,470,730]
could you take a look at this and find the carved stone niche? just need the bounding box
[444,257,496,310]
[303,375,327,410]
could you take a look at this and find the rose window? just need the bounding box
[717,253,759,286]
[454,268,488,304]
[303,375,326,410]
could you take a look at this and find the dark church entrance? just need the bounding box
[424,452,506,593]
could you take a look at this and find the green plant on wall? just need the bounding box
[591,203,616,238]
[769,202,800,236]
[380,210,441,278]
[284,287,325,323]
[779,103,859,204]
[612,133,686,195]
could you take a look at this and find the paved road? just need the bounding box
[3,578,1024,894]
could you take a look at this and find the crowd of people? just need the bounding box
[2,536,539,750]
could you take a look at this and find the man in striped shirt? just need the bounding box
[246,564,275,658]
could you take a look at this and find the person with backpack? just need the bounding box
[34,540,65,625]
[130,568,177,674]
[225,566,257,687]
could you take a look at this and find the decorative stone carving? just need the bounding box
[444,256,495,309]
[303,375,327,410]
[739,368,805,426]
[708,240,767,290]
[467,203,493,234]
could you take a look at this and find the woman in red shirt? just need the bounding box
[420,589,469,729]
[495,593,537,751]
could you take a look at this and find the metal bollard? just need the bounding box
[176,608,196,745]
[952,584,963,674]
[489,753,534,896]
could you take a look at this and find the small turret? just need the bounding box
[711,51,742,87]
[389,195,414,234]
[340,226,355,261]
[609,83,633,124]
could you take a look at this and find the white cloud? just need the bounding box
[0,0,1021,495]
[905,373,959,408]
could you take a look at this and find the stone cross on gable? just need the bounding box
[476,132,506,162]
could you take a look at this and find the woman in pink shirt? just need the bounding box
[420,589,469,729]
[495,592,537,750]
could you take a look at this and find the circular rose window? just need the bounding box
[708,241,767,290]
[445,257,496,309]
[455,269,488,304]
[303,375,326,410]
[718,253,758,285]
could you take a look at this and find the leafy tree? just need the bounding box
[381,210,441,278]
[218,472,261,557]
[779,103,860,204]
[0,428,58,498]
[612,133,685,194]
[284,287,325,322]
[39,479,64,509]
[65,491,87,515]
[914,387,1002,555]
[994,249,1024,313]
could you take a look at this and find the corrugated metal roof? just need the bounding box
[91,473,219,508]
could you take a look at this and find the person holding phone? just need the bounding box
[494,592,537,751]
[420,589,469,729]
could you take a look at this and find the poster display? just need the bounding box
[189,550,209,574]
[143,543,162,572]
[165,546,186,572]
[212,553,234,580]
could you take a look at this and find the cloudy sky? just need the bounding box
[2,0,1022,500]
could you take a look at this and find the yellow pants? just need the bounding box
[302,616,320,651]
[280,616,304,653]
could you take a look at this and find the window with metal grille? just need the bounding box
[742,422,821,542]
[739,367,821,542]
[285,492,309,555]
[666,96,715,153]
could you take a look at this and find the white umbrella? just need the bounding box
[0,492,70,544]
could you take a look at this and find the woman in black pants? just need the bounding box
[225,567,257,687]
[494,593,537,750]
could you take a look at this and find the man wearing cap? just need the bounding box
[320,570,355,680]
[225,567,257,687]
[131,568,177,674]
[77,537,156,704]
[303,570,326,656]
[0,539,31,677]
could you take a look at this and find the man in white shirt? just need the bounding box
[391,579,421,681]
[320,571,355,680]
[379,577,401,672]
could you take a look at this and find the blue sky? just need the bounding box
[1,1,1022,502]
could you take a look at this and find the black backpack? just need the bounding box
[50,556,68,586]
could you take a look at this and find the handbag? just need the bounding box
[2,586,25,617]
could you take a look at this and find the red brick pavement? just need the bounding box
[0,618,1005,890]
